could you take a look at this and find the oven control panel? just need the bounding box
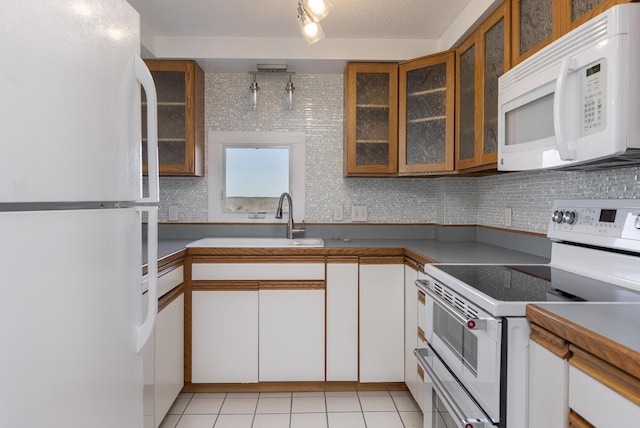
[548,200,640,252]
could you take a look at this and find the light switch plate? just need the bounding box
[333,205,344,221]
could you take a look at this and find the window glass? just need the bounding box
[224,147,290,213]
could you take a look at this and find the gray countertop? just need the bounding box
[532,302,640,356]
[151,237,550,265]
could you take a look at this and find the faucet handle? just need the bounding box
[292,220,306,236]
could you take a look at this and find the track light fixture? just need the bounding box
[297,0,332,44]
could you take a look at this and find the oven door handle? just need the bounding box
[416,280,491,331]
[415,346,493,428]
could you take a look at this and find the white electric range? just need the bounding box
[415,199,640,428]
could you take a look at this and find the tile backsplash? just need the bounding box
[156,73,640,234]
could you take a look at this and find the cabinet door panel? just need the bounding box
[518,0,554,56]
[345,63,398,176]
[404,265,419,402]
[528,341,569,428]
[482,17,505,159]
[142,60,204,177]
[359,264,405,382]
[458,44,476,163]
[326,264,359,381]
[191,291,258,383]
[155,294,184,427]
[456,2,509,171]
[399,52,455,174]
[259,289,325,381]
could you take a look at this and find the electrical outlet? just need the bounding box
[333,205,344,221]
[168,205,179,221]
[351,205,368,222]
[505,208,512,227]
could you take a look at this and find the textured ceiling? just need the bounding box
[126,0,477,72]
[127,0,472,40]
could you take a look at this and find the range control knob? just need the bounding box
[635,215,640,230]
[552,211,564,223]
[562,211,577,224]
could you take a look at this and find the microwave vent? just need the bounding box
[500,11,610,89]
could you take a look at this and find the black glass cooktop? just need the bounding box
[433,264,640,303]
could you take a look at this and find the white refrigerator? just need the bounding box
[0,1,159,427]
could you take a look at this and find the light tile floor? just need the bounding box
[159,390,423,428]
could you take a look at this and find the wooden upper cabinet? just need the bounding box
[344,63,399,177]
[456,2,510,171]
[512,0,632,66]
[399,51,456,175]
[142,59,204,177]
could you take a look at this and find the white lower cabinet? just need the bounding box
[191,259,325,383]
[404,263,420,400]
[191,290,259,383]
[154,293,184,426]
[326,261,359,381]
[359,261,405,383]
[528,340,569,428]
[259,288,325,381]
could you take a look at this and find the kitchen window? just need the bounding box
[208,131,305,222]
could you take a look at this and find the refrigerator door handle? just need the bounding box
[134,55,159,204]
[137,206,158,353]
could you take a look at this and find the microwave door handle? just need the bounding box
[418,281,491,331]
[554,57,577,160]
[415,347,492,428]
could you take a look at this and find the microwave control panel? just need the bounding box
[580,60,607,136]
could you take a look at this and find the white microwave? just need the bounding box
[498,4,640,171]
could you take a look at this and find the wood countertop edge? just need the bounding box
[185,246,410,257]
[526,304,640,380]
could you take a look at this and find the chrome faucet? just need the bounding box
[275,192,305,239]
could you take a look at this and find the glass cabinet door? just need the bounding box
[142,60,204,177]
[344,63,398,176]
[456,41,477,169]
[511,0,624,66]
[456,2,509,171]
[481,4,510,167]
[398,52,455,175]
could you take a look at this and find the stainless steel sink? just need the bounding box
[186,237,324,248]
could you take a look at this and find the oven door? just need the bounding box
[415,346,493,428]
[417,279,502,424]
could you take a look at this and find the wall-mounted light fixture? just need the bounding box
[249,74,260,110]
[285,76,295,110]
[297,0,332,44]
[249,65,296,110]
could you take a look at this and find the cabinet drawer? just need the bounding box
[158,265,183,298]
[569,365,640,427]
[192,263,325,281]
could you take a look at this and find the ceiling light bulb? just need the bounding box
[297,6,326,44]
[304,22,319,37]
[302,0,332,21]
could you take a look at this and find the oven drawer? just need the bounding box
[415,346,493,428]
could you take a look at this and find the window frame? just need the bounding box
[208,131,306,223]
